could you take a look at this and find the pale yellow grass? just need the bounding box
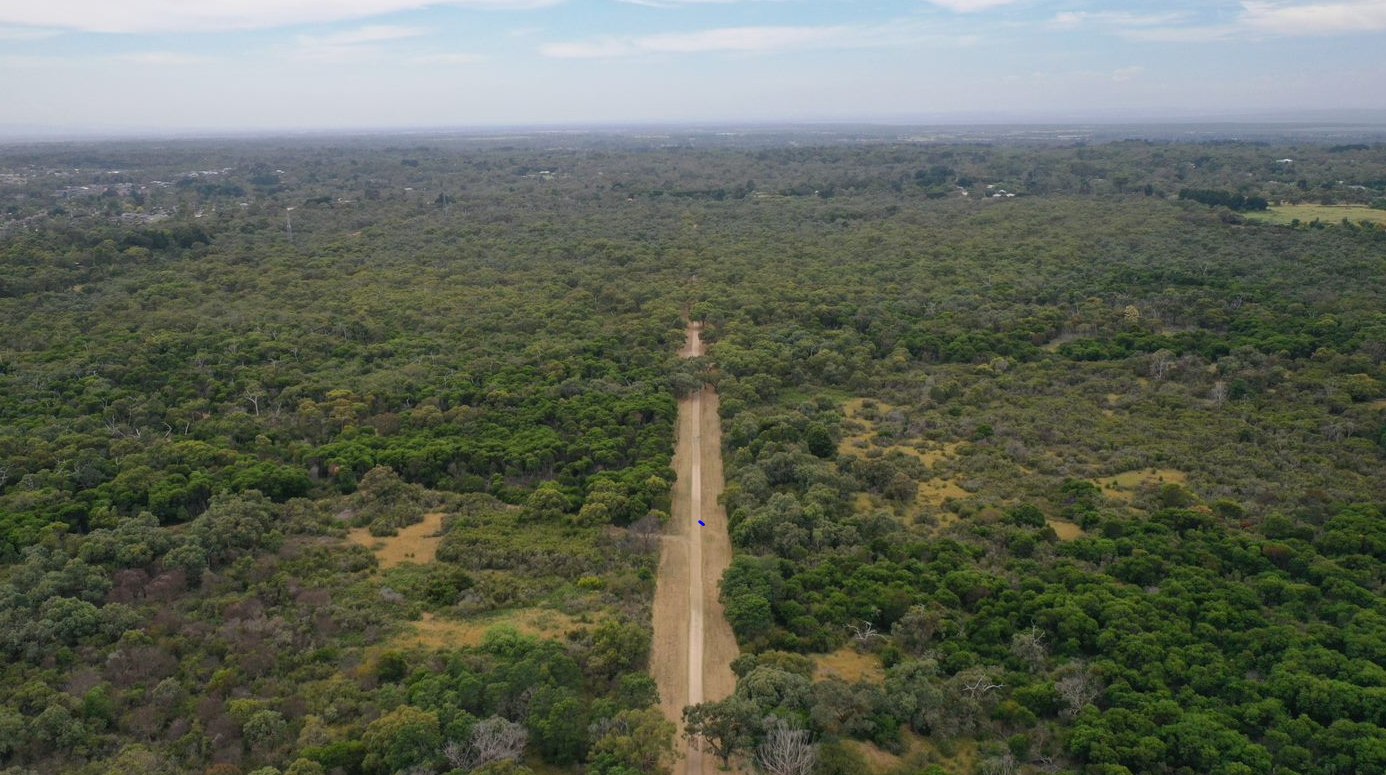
[848,731,978,775]
[1046,518,1085,541]
[840,398,961,468]
[390,608,581,650]
[1247,204,1386,227]
[347,512,445,569]
[813,648,884,684]
[918,479,969,506]
[1097,468,1188,501]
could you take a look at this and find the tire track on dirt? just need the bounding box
[652,321,738,775]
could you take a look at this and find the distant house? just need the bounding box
[117,210,169,225]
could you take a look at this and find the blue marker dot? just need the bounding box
[698,520,706,526]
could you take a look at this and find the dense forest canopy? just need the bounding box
[1,134,1385,775]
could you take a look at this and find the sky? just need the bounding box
[1,0,1384,133]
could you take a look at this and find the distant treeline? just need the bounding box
[1179,188,1270,211]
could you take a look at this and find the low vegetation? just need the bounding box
[1,135,1385,775]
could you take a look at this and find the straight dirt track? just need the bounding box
[652,322,739,775]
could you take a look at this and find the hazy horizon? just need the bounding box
[4,111,1386,145]
[3,1,1385,134]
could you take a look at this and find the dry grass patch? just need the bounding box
[348,511,445,569]
[847,731,978,774]
[1096,468,1188,501]
[849,739,907,773]
[1046,518,1085,541]
[918,479,970,506]
[935,511,961,529]
[390,608,581,650]
[813,648,884,684]
[523,755,572,775]
[840,398,959,469]
[1247,204,1386,227]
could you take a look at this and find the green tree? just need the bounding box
[522,483,569,522]
[683,697,759,768]
[527,687,588,764]
[585,620,651,680]
[362,706,441,774]
[588,708,677,775]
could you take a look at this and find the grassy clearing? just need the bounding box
[848,731,979,774]
[1248,204,1386,227]
[1046,518,1085,541]
[1096,468,1188,501]
[347,511,446,569]
[918,479,970,506]
[841,397,969,514]
[813,647,884,684]
[389,607,582,650]
[840,398,954,463]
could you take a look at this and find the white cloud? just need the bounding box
[637,25,841,53]
[611,0,785,6]
[1118,1,1386,42]
[543,20,961,58]
[412,52,487,63]
[1049,11,1188,29]
[310,24,428,45]
[1241,0,1386,34]
[113,52,211,65]
[0,25,62,40]
[293,24,428,62]
[1111,65,1144,82]
[0,54,65,67]
[920,0,1025,12]
[0,1,562,35]
[1120,25,1237,43]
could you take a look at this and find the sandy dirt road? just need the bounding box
[652,321,739,775]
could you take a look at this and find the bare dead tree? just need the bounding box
[1150,350,1175,382]
[1010,625,1047,672]
[444,716,528,771]
[848,621,883,647]
[980,753,1020,775]
[756,720,818,775]
[1056,664,1104,718]
[496,685,538,721]
[1209,380,1228,407]
[629,512,664,554]
[1030,727,1060,773]
[1323,420,1354,443]
[960,675,1004,700]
